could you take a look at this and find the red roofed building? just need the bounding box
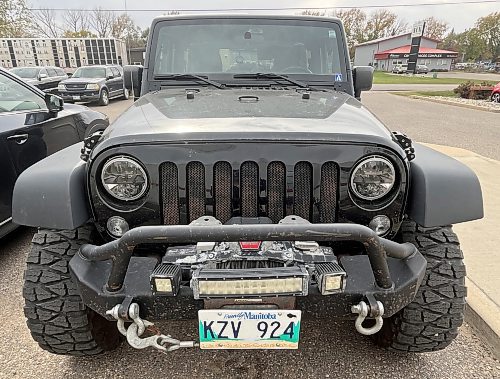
[353,33,459,72]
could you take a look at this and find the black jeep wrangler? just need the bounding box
[13,15,483,355]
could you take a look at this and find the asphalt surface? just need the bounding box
[1,94,500,379]
[362,91,500,160]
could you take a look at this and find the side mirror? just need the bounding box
[123,65,143,100]
[107,74,114,80]
[45,93,64,114]
[67,72,73,78]
[353,66,374,100]
[38,73,47,81]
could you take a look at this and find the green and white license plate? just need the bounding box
[198,310,301,349]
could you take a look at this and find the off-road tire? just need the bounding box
[23,226,121,356]
[98,88,109,106]
[372,220,466,353]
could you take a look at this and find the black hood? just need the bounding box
[93,88,403,157]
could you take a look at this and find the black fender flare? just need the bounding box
[407,143,483,227]
[12,143,90,229]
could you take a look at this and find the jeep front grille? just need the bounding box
[159,161,338,225]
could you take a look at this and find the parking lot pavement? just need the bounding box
[88,98,133,122]
[0,228,499,379]
[363,91,500,160]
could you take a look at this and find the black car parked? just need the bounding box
[0,68,108,238]
[10,66,67,93]
[58,65,129,106]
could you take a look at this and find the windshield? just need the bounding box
[10,67,40,79]
[72,67,106,78]
[153,20,345,79]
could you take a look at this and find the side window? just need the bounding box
[56,68,66,76]
[0,73,46,113]
[110,67,120,77]
[47,68,58,77]
[105,68,113,78]
[39,68,48,77]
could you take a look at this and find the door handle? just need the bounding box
[7,134,29,145]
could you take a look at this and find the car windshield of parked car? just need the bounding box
[0,73,45,113]
[10,67,40,79]
[153,20,345,79]
[72,67,106,78]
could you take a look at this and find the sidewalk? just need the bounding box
[424,143,500,357]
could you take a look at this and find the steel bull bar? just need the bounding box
[79,223,417,292]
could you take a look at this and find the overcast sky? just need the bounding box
[28,0,500,33]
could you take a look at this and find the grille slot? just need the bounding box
[240,161,259,217]
[294,162,313,220]
[160,161,338,224]
[213,161,232,224]
[186,162,205,222]
[320,162,338,223]
[267,162,286,223]
[160,162,179,225]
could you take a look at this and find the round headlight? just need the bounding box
[350,156,396,200]
[101,157,148,201]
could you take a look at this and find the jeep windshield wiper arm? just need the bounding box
[153,74,224,89]
[232,73,312,90]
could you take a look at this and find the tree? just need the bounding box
[89,7,115,37]
[300,10,327,17]
[63,30,96,38]
[63,9,90,34]
[422,17,449,40]
[111,13,138,40]
[32,8,60,38]
[334,9,367,57]
[475,12,500,60]
[365,10,406,41]
[0,0,33,37]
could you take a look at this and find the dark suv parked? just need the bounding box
[58,65,129,106]
[10,66,67,93]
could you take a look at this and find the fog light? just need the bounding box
[369,215,391,236]
[155,278,173,293]
[106,216,129,237]
[150,264,181,295]
[316,262,346,295]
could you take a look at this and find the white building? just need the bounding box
[0,38,128,70]
[354,33,458,72]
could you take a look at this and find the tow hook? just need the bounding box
[351,296,385,336]
[106,302,198,353]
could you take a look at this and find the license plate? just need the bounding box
[198,309,301,349]
[72,95,81,100]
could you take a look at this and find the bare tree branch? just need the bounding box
[89,7,115,38]
[32,8,60,38]
[63,9,89,33]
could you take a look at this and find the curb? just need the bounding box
[465,277,500,359]
[409,95,500,113]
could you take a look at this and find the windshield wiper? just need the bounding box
[153,74,224,89]
[232,73,313,90]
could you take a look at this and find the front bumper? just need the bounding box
[71,222,426,320]
[60,91,100,102]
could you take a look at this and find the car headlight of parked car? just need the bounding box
[101,156,148,201]
[350,156,396,200]
[86,83,100,90]
[57,83,65,91]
